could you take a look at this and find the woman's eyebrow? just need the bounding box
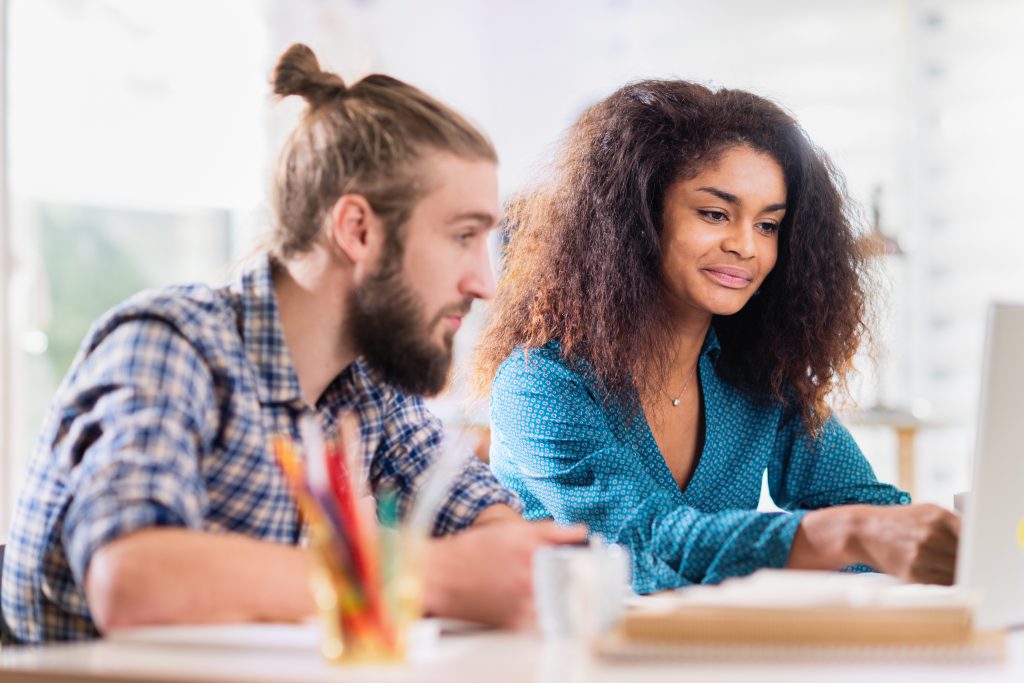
[697,187,786,212]
[697,186,739,204]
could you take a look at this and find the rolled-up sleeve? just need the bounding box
[57,319,217,586]
[372,393,521,537]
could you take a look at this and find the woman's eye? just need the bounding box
[757,222,780,235]
[699,210,728,222]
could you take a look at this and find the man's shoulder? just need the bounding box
[82,281,238,356]
[112,281,232,328]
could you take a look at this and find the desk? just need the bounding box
[1,622,1023,683]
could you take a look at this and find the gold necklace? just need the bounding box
[667,366,697,407]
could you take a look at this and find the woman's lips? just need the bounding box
[702,267,753,289]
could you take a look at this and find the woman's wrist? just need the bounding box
[788,505,866,570]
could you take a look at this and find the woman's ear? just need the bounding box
[328,194,385,279]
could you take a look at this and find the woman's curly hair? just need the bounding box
[475,80,875,433]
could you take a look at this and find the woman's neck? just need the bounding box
[637,312,711,407]
[665,312,712,372]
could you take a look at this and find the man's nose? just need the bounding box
[462,244,497,300]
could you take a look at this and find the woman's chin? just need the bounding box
[669,289,757,320]
[703,296,756,318]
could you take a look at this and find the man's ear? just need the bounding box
[328,194,385,276]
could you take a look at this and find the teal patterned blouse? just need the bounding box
[489,329,911,594]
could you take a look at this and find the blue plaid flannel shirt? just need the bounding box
[0,254,520,644]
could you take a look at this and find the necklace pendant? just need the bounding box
[672,399,681,407]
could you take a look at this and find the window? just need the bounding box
[4,0,1021,537]
[2,0,270,536]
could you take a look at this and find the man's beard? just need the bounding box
[348,263,471,396]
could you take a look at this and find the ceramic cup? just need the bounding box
[533,537,632,639]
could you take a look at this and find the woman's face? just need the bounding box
[659,144,786,321]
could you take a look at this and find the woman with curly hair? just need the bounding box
[476,80,959,594]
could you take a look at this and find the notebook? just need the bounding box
[596,570,1004,661]
[956,302,1024,631]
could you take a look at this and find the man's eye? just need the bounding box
[456,232,474,244]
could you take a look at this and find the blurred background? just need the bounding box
[2,0,1023,539]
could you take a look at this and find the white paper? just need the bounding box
[625,569,975,611]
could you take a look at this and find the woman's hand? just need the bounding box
[849,503,960,585]
[790,503,960,585]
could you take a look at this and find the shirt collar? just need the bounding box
[233,254,304,406]
[704,324,723,362]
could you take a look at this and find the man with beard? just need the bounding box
[0,44,585,645]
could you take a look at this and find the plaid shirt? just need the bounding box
[1,254,519,644]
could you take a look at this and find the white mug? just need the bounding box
[533,537,632,638]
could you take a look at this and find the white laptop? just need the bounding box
[956,302,1024,630]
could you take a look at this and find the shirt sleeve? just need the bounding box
[58,318,219,587]
[767,412,912,511]
[489,348,806,594]
[371,393,521,537]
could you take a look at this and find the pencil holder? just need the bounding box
[273,419,471,664]
[307,519,424,664]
